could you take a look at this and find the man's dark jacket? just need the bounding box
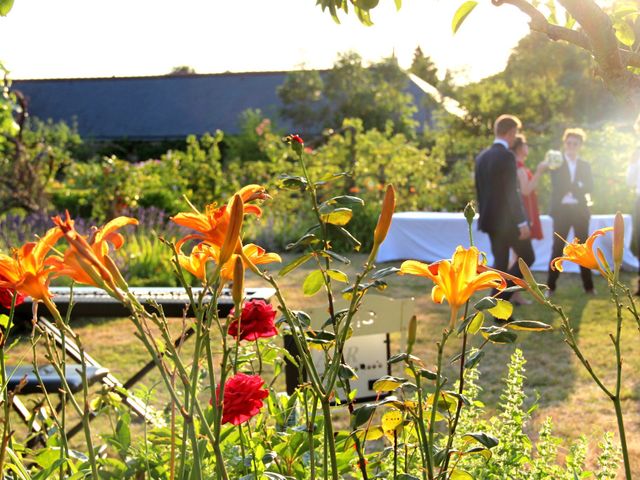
[475,142,527,234]
[548,157,593,218]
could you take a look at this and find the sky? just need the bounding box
[0,0,533,84]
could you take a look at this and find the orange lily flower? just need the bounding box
[399,246,506,328]
[177,242,216,281]
[0,227,63,301]
[551,227,613,275]
[220,244,281,281]
[171,185,269,248]
[49,212,138,292]
[177,242,281,282]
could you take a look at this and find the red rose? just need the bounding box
[0,274,25,310]
[217,373,269,425]
[228,299,277,341]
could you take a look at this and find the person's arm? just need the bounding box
[518,162,548,196]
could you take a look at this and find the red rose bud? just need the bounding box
[228,299,277,341]
[284,134,304,155]
[217,373,269,425]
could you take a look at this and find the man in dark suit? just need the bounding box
[475,114,534,300]
[547,128,595,294]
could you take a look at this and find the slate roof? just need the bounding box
[12,71,432,140]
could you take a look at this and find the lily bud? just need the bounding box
[219,195,244,265]
[613,211,624,278]
[232,255,244,306]
[518,258,545,304]
[373,185,396,248]
[406,315,417,354]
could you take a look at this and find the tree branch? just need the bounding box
[493,0,640,106]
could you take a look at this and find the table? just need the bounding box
[376,212,639,273]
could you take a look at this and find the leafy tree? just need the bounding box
[168,65,196,75]
[276,69,325,135]
[315,0,640,106]
[410,46,439,86]
[0,70,81,215]
[278,52,418,137]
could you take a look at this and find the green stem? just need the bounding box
[409,363,430,480]
[613,397,632,479]
[427,330,451,480]
[321,399,339,480]
[0,294,17,475]
[612,286,632,479]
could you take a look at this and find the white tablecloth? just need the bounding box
[376,212,639,273]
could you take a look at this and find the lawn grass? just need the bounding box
[5,253,640,478]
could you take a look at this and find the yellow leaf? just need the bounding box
[381,409,403,431]
[372,376,404,393]
[468,312,484,334]
[487,299,513,320]
[320,208,353,226]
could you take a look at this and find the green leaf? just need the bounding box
[326,269,348,283]
[473,296,497,311]
[303,270,325,296]
[338,363,358,380]
[327,224,361,251]
[294,311,311,328]
[467,312,484,334]
[506,320,552,332]
[352,403,378,428]
[480,326,517,344]
[115,411,131,458]
[319,249,351,264]
[462,432,499,449]
[464,350,484,370]
[0,314,9,329]
[387,352,420,365]
[279,253,314,277]
[452,1,478,34]
[0,0,14,16]
[372,375,406,393]
[321,195,364,209]
[320,208,353,226]
[487,299,513,320]
[277,173,308,190]
[371,266,401,280]
[285,233,320,251]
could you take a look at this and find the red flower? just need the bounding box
[0,273,25,310]
[228,299,277,341]
[290,134,304,144]
[217,373,269,425]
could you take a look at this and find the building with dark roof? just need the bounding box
[12,71,433,140]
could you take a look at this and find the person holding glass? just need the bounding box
[510,134,548,304]
[513,134,547,240]
[546,128,595,296]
